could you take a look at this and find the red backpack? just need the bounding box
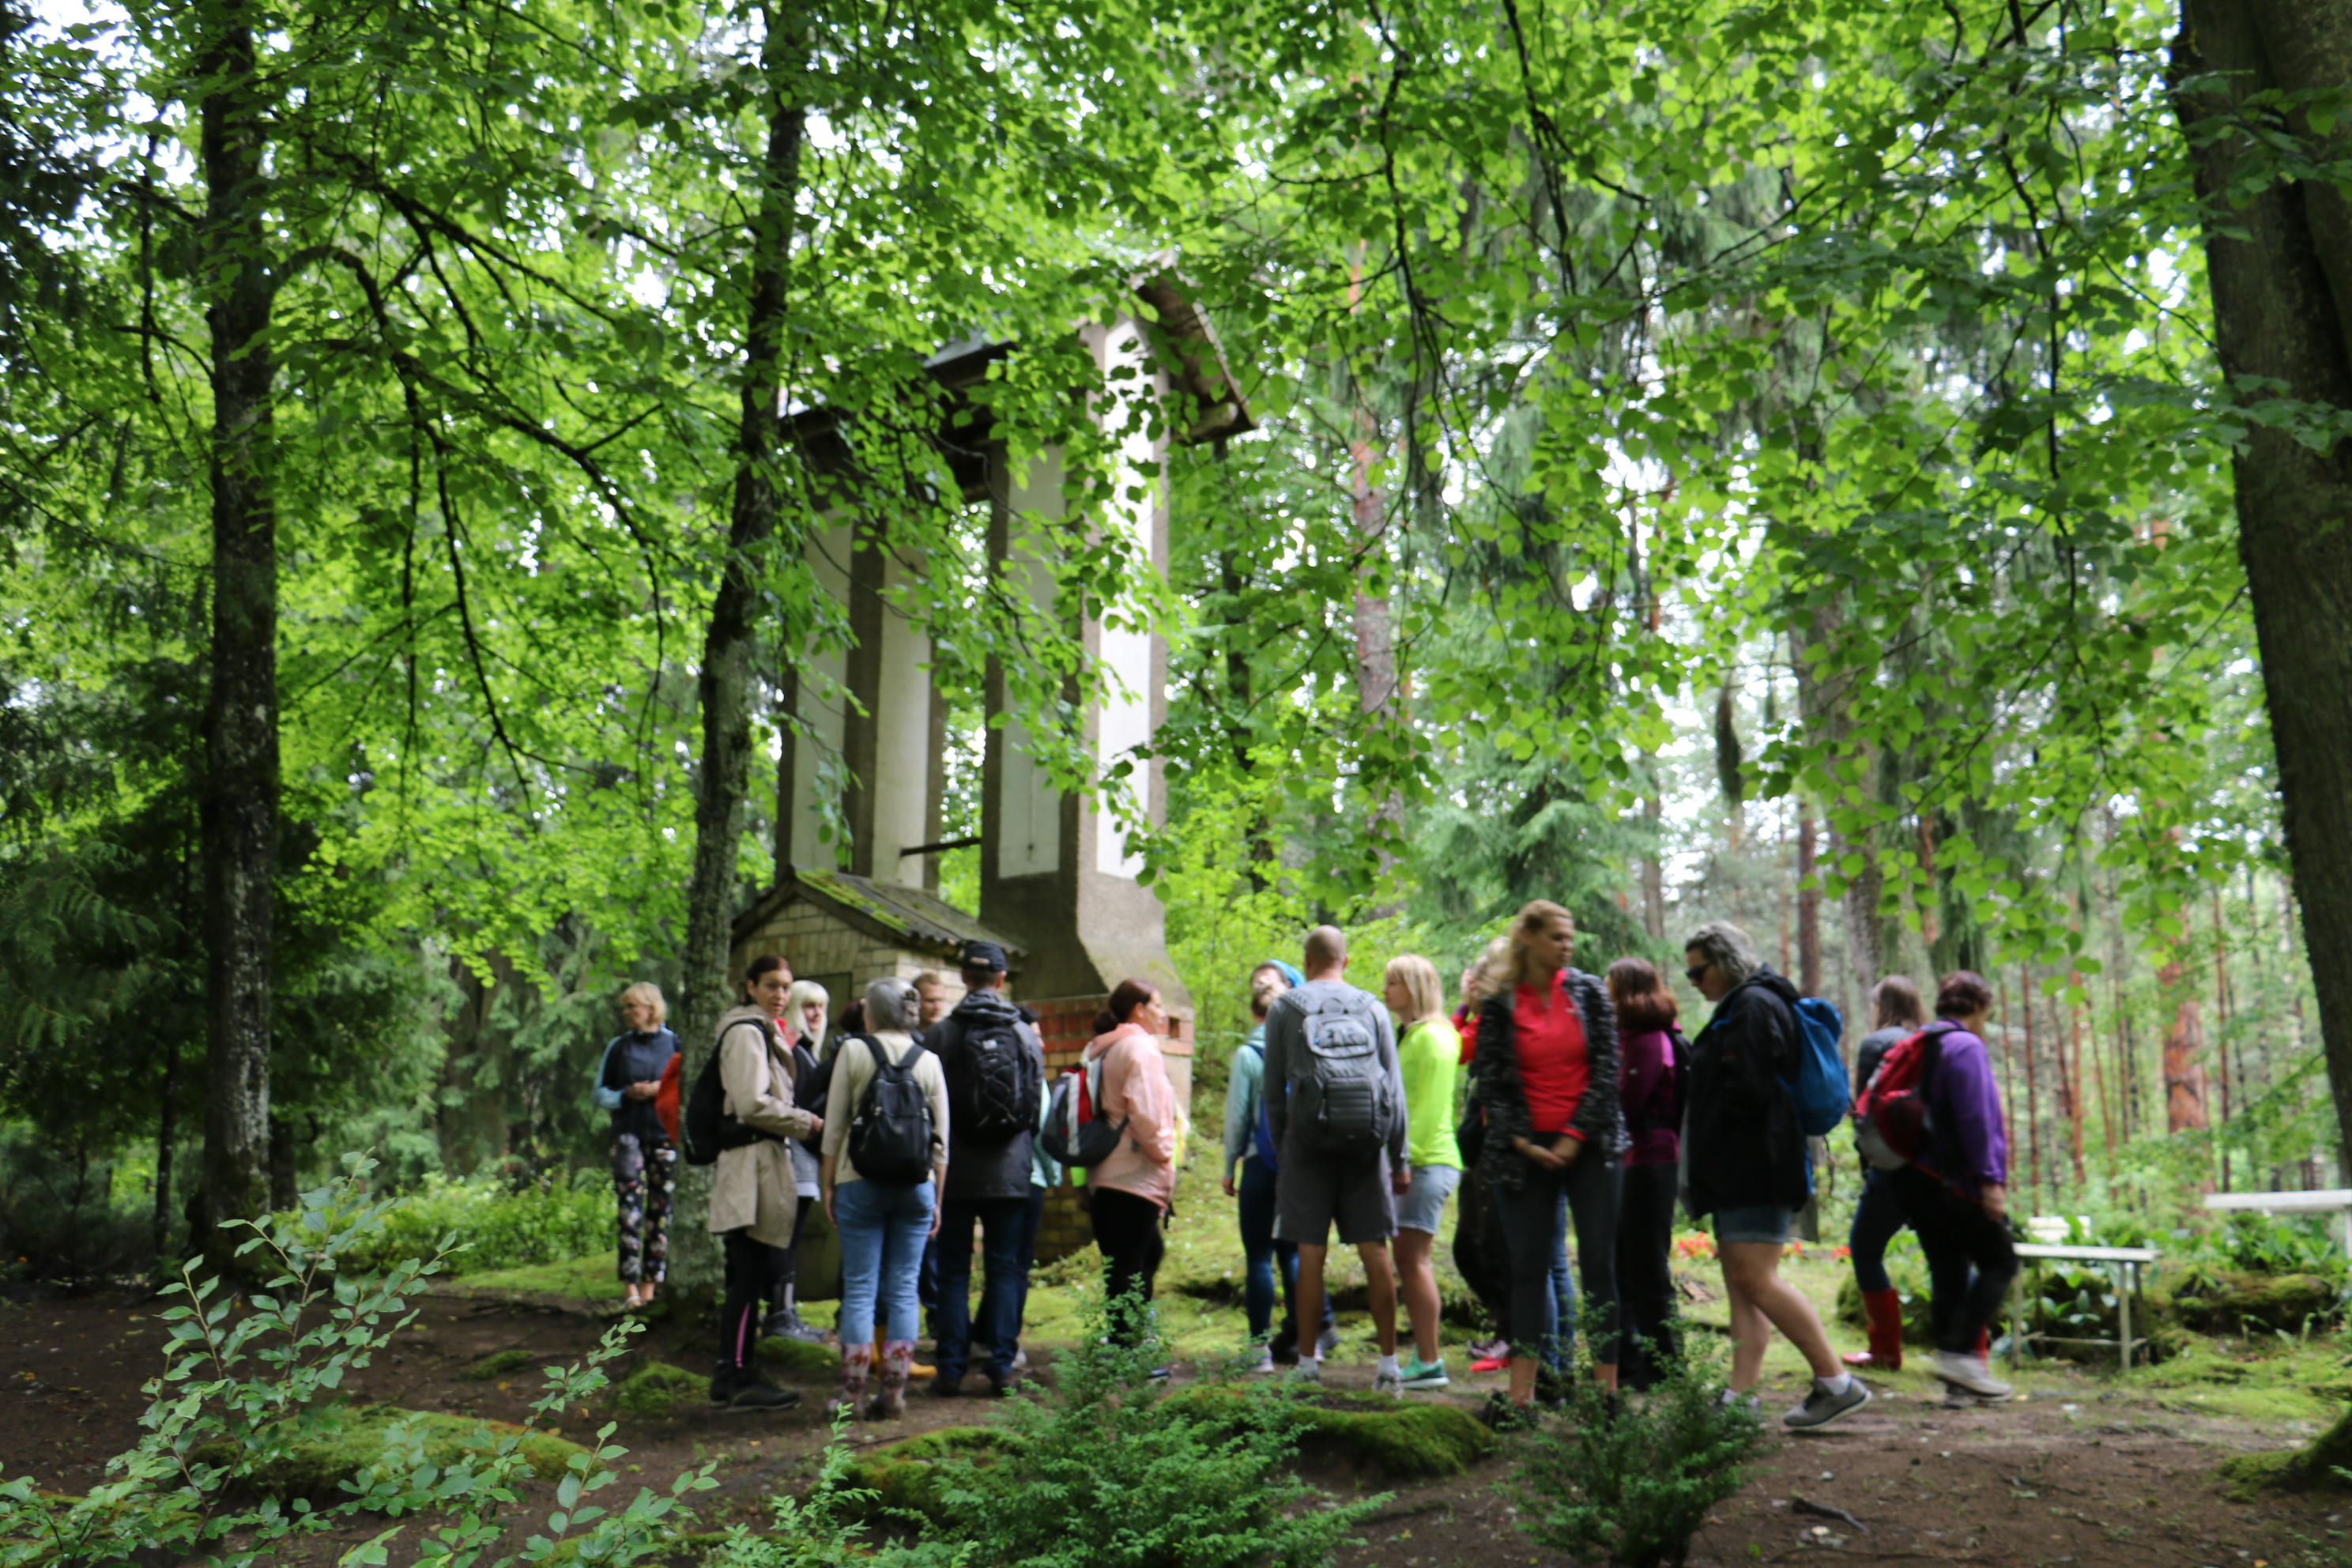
[1852,1022,1962,1172]
[654,1053,684,1144]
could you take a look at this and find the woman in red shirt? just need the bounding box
[1468,901,1623,1422]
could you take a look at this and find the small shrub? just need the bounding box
[1510,1316,1766,1568]
[917,1286,1384,1567]
[325,1168,609,1276]
[711,1417,967,1568]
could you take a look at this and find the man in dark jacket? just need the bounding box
[1683,921,1870,1430]
[925,940,1046,1396]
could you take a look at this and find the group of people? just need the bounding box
[590,907,2022,1427]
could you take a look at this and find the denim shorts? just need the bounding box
[1711,1204,1793,1246]
[1395,1163,1461,1234]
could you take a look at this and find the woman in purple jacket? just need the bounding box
[1607,958,1683,1392]
[1889,970,2018,1400]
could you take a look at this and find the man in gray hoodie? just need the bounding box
[1262,925,1412,1396]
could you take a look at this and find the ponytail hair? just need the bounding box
[1093,977,1159,1037]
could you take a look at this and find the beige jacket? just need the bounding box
[1084,1023,1177,1210]
[821,1031,949,1186]
[704,1005,819,1245]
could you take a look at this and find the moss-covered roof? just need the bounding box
[733,865,1027,963]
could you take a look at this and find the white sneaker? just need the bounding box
[1287,1362,1322,1385]
[1373,1367,1404,1399]
[1242,1347,1276,1374]
[1932,1350,2014,1400]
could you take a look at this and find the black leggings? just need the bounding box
[1615,1160,1679,1388]
[1491,1150,1620,1366]
[720,1229,790,1372]
[1890,1165,2018,1353]
[1090,1185,1167,1348]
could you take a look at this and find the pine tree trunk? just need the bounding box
[197,4,277,1273]
[671,14,807,1302]
[2174,0,2352,1178]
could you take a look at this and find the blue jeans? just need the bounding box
[836,1178,934,1348]
[1238,1158,1333,1346]
[1848,1167,1906,1293]
[937,1194,1027,1382]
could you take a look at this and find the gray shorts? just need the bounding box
[1274,1148,1396,1246]
[1395,1163,1460,1234]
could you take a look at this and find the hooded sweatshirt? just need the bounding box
[1084,1022,1178,1210]
[927,986,1046,1203]
[1682,968,1810,1216]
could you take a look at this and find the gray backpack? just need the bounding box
[1291,993,1396,1157]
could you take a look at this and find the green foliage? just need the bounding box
[465,1349,537,1382]
[714,1419,970,1568]
[611,1362,706,1419]
[328,1170,609,1276]
[917,1289,1385,1568]
[0,1154,717,1566]
[1510,1321,1766,1568]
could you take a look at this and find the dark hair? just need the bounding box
[959,963,997,990]
[838,1000,865,1035]
[1605,957,1679,1032]
[1092,978,1159,1037]
[1871,975,1927,1031]
[1936,970,1993,1020]
[741,953,789,1001]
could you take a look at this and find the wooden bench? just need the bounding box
[2007,1243,2161,1370]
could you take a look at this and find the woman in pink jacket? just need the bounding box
[1084,978,1178,1358]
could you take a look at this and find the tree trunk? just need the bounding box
[1348,418,1404,914]
[2161,957,2211,1136]
[2174,0,2352,1178]
[197,5,277,1273]
[671,13,807,1301]
[1796,806,1820,996]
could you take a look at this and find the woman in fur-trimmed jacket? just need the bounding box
[1469,900,1623,1417]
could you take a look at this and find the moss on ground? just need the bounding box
[2171,1270,2340,1335]
[834,1427,1015,1518]
[452,1256,616,1299]
[612,1360,706,1417]
[462,1348,534,1381]
[190,1405,585,1496]
[1291,1394,1495,1478]
[754,1336,837,1374]
[2219,1403,2352,1499]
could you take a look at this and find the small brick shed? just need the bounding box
[730,866,1193,1271]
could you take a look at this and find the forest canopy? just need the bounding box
[3,0,2350,1268]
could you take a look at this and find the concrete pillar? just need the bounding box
[978,312,1190,1016]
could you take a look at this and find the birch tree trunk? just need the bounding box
[672,10,807,1301]
[197,2,278,1272]
[2174,0,2352,1176]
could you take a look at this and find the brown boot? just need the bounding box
[826,1344,871,1420]
[869,1340,914,1419]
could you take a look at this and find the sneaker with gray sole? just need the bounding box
[1932,1350,2014,1399]
[1782,1378,1872,1430]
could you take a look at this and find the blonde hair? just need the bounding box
[1467,936,1513,1003]
[1383,954,1447,1031]
[789,979,830,1041]
[1502,900,1575,990]
[619,982,667,1027]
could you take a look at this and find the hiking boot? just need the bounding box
[1783,1377,1872,1430]
[869,1340,914,1419]
[824,1346,871,1420]
[1932,1350,2014,1400]
[763,1307,829,1344]
[1399,1355,1449,1390]
[1268,1333,1299,1366]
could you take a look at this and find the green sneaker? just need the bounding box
[1398,1355,1449,1391]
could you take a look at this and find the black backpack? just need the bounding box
[846,1035,937,1185]
[948,1011,1042,1143]
[680,1016,781,1167]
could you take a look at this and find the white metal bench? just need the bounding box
[2007,1242,2161,1370]
[2203,1189,2352,1257]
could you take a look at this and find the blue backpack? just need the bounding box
[1243,1042,1280,1172]
[1784,997,1853,1138]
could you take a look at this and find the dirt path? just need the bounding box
[6,1285,2342,1566]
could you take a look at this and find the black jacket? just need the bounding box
[599,1027,679,1146]
[925,988,1045,1202]
[1683,968,1809,1216]
[1471,967,1623,1192]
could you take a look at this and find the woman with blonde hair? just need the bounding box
[1381,953,1462,1389]
[763,978,833,1343]
[1468,901,1623,1423]
[593,982,680,1311]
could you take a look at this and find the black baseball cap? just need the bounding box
[960,940,1008,972]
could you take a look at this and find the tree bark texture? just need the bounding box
[197,6,277,1271]
[1349,419,1404,914]
[672,22,806,1299]
[2175,0,2352,1176]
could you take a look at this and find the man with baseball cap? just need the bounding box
[925,939,1046,1396]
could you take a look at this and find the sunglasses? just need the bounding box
[1683,963,1710,984]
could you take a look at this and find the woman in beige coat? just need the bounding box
[707,954,821,1411]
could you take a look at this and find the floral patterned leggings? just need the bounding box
[612,1133,677,1284]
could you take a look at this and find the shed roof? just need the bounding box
[733,866,1029,965]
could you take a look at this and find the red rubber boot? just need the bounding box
[1841,1288,1905,1370]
